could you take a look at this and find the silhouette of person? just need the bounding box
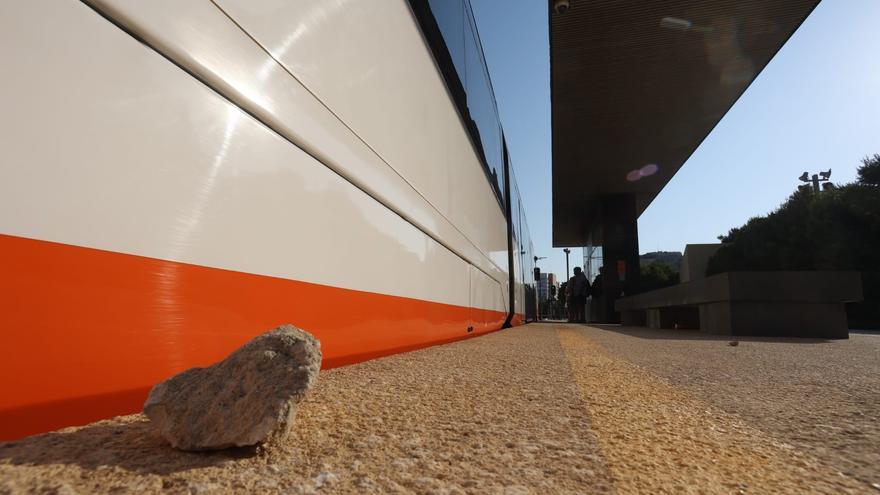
[572,266,590,323]
[568,266,590,323]
[591,267,605,323]
[565,278,574,322]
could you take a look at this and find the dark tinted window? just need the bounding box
[424,0,506,204]
[427,0,465,82]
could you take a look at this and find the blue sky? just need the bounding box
[472,0,880,280]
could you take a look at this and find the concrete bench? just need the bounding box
[615,271,863,339]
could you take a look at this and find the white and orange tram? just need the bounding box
[0,0,537,440]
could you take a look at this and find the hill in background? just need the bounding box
[640,251,682,271]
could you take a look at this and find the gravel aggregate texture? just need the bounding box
[1,324,876,494]
[558,328,869,493]
[0,326,614,494]
[582,325,880,490]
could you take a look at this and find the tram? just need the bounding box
[0,0,536,440]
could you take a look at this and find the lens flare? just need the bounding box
[640,163,659,177]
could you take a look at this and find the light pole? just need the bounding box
[798,169,832,192]
[563,248,571,281]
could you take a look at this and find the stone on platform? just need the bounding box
[143,324,321,451]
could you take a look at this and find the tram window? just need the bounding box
[420,0,507,206]
[464,27,504,203]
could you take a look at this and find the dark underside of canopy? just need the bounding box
[550,0,820,246]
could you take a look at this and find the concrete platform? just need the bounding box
[616,271,863,338]
[1,324,876,493]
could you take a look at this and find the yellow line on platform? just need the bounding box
[557,327,864,494]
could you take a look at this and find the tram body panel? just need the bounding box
[87,0,507,284]
[211,0,511,274]
[0,0,530,440]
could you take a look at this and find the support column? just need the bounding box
[599,194,640,323]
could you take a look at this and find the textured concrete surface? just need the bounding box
[584,325,880,490]
[1,324,877,493]
[559,328,870,493]
[0,326,614,494]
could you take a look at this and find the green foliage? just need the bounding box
[707,157,880,328]
[637,261,680,293]
[858,154,880,186]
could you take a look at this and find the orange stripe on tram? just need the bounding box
[0,234,511,440]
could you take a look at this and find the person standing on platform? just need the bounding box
[571,266,590,323]
[564,279,574,322]
[591,267,605,323]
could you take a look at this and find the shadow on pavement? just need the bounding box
[581,324,831,344]
[0,415,259,476]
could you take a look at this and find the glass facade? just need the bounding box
[583,244,603,285]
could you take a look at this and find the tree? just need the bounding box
[707,155,880,328]
[638,261,679,292]
[857,154,880,186]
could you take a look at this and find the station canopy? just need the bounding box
[550,0,821,246]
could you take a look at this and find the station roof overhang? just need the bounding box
[550,0,820,247]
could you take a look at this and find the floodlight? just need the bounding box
[798,172,809,182]
[819,169,831,180]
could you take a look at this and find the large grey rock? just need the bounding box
[144,324,321,451]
